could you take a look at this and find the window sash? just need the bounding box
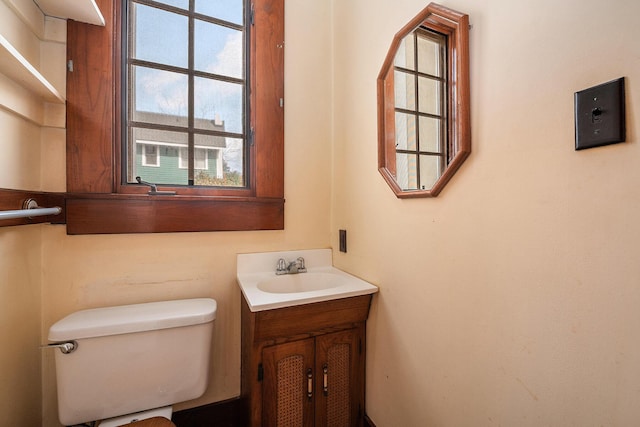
[124,0,247,188]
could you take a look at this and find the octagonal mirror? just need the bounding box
[377,3,470,198]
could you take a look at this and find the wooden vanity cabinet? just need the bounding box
[241,294,372,427]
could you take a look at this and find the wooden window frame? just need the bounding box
[65,0,284,234]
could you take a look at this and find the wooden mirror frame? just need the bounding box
[377,3,470,198]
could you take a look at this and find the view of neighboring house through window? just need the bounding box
[125,0,245,187]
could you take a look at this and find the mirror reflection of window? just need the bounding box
[393,28,446,191]
[377,3,470,198]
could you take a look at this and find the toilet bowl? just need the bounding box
[48,298,217,426]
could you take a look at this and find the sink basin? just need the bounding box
[257,272,344,293]
[237,249,378,311]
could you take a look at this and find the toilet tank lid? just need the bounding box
[48,298,217,341]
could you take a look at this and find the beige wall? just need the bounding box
[331,0,640,425]
[0,1,60,425]
[0,225,42,427]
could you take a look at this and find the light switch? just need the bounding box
[574,77,625,150]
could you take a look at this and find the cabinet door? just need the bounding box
[263,338,316,427]
[315,328,365,427]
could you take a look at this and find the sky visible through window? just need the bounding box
[131,0,245,173]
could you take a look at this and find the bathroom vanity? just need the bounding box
[237,249,377,427]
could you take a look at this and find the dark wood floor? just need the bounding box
[172,398,376,427]
[172,398,244,427]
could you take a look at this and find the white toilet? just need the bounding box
[48,298,217,426]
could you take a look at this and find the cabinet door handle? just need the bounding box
[323,363,328,396]
[307,368,313,400]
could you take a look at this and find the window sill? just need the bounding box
[65,194,284,234]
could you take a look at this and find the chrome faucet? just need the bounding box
[276,257,307,275]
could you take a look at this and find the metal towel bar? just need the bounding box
[0,198,62,221]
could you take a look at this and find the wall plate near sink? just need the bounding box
[237,249,378,311]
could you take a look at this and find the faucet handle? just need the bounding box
[276,258,287,274]
[296,257,307,272]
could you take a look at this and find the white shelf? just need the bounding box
[0,34,64,103]
[34,0,105,26]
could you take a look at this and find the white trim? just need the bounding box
[215,150,223,179]
[136,139,221,150]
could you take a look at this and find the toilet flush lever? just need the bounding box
[42,341,78,354]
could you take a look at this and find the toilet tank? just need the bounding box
[48,298,217,426]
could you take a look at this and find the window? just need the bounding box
[378,3,470,198]
[125,1,246,188]
[178,147,207,170]
[65,0,285,233]
[141,144,159,166]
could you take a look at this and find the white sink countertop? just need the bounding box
[237,249,378,311]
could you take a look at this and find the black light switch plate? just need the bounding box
[575,77,625,150]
